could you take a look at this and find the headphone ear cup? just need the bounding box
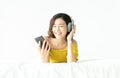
[67,22,72,32]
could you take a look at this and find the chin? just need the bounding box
[54,35,60,38]
[55,36,61,39]
[55,36,65,39]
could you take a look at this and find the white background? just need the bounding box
[0,0,120,63]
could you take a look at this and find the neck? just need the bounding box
[54,37,67,45]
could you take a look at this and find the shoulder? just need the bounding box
[72,39,78,46]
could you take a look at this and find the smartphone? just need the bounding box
[67,20,74,32]
[35,36,45,47]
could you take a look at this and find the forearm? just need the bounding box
[67,40,77,63]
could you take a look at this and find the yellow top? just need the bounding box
[49,45,78,63]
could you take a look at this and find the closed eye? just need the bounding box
[59,25,64,27]
[53,25,56,27]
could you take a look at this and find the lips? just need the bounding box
[55,33,62,36]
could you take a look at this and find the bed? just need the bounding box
[0,59,120,78]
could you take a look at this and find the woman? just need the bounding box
[38,13,78,63]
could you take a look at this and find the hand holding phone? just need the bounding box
[35,36,50,62]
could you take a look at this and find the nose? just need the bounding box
[56,26,60,32]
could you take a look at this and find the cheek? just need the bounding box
[62,27,67,34]
[52,28,55,32]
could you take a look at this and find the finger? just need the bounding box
[38,41,40,45]
[74,25,76,31]
[47,43,50,50]
[72,25,76,34]
[38,41,41,50]
[42,40,46,49]
[47,45,51,52]
[45,42,49,51]
[73,25,76,30]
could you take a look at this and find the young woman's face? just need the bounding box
[52,18,67,39]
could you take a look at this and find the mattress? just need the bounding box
[0,59,120,78]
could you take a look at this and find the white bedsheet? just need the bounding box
[0,59,120,78]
